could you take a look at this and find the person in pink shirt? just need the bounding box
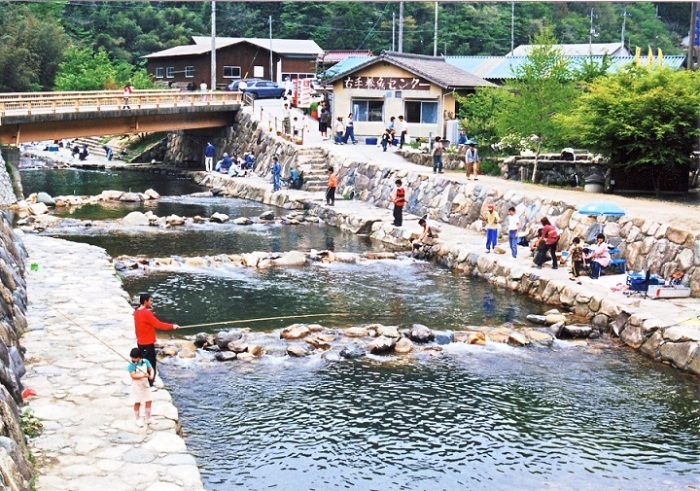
[586,233,611,279]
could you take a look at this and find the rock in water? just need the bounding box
[120,192,143,202]
[210,212,229,223]
[339,345,366,359]
[408,324,434,343]
[368,335,397,354]
[394,337,414,353]
[526,314,547,325]
[215,329,243,349]
[215,352,236,362]
[123,212,149,226]
[259,211,275,220]
[273,251,307,267]
[280,324,310,339]
[36,192,55,206]
[287,345,308,357]
[144,188,160,199]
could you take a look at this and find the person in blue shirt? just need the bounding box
[457,131,468,146]
[128,347,154,427]
[204,142,215,173]
[218,153,233,173]
[271,156,282,191]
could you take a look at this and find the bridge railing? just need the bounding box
[0,90,241,118]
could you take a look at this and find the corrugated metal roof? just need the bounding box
[508,43,629,56]
[323,51,491,89]
[446,55,687,80]
[318,50,374,63]
[321,56,373,80]
[144,36,322,59]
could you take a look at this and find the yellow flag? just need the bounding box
[634,46,641,65]
[657,48,663,67]
[647,46,653,66]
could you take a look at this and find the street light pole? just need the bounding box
[210,0,216,91]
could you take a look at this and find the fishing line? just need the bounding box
[179,312,348,330]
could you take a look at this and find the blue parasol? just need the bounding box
[577,201,625,217]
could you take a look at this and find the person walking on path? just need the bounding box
[334,116,345,145]
[432,136,444,173]
[381,128,392,152]
[466,143,480,180]
[484,204,499,253]
[585,233,611,279]
[319,102,330,139]
[391,179,406,227]
[282,103,292,135]
[534,217,559,269]
[204,142,215,173]
[343,113,358,144]
[326,166,337,206]
[271,156,282,192]
[396,115,408,149]
[128,347,154,427]
[507,207,520,258]
[121,83,132,109]
[134,293,179,388]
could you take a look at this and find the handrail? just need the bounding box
[0,89,180,101]
[0,91,241,118]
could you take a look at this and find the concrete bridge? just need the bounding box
[0,90,242,145]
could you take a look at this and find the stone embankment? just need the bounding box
[181,140,700,379]
[20,234,203,491]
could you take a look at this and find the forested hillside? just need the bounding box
[0,1,691,92]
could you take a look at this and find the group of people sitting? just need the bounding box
[71,144,89,161]
[530,219,612,281]
[215,152,254,177]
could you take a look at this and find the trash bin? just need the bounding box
[584,173,605,193]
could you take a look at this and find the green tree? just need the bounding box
[496,28,578,182]
[0,5,66,91]
[455,87,512,150]
[54,46,153,90]
[557,66,700,194]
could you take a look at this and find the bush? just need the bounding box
[479,160,501,176]
[20,408,43,439]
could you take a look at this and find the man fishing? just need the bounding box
[134,293,179,388]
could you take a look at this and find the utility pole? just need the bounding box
[269,16,273,81]
[433,2,438,56]
[510,1,515,55]
[210,0,216,91]
[392,11,395,51]
[621,8,628,50]
[398,1,404,53]
[689,1,699,70]
[588,8,595,55]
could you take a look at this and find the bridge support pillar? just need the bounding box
[165,127,233,169]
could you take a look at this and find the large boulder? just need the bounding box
[215,329,244,349]
[210,212,229,223]
[273,251,307,267]
[368,335,397,354]
[123,211,149,226]
[339,345,366,359]
[119,192,143,202]
[28,202,49,216]
[144,188,160,200]
[280,324,310,339]
[36,192,55,206]
[408,324,434,343]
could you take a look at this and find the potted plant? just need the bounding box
[310,102,319,120]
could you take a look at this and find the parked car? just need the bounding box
[229,79,285,99]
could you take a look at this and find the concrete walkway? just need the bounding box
[21,234,203,491]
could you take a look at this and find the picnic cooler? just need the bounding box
[647,285,691,299]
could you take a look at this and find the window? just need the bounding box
[166,67,174,78]
[223,66,241,79]
[405,100,438,124]
[185,66,195,78]
[352,100,384,122]
[155,67,164,79]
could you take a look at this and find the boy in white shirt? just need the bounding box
[507,206,520,258]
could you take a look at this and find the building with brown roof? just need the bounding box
[143,36,323,89]
[323,51,491,140]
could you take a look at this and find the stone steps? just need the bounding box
[293,148,329,192]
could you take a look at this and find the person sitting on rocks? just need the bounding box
[585,233,611,280]
[217,153,233,173]
[412,216,439,255]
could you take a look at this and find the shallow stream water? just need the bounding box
[20,166,700,490]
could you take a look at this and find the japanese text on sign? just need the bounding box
[343,76,430,91]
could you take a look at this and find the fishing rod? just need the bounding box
[178,312,348,330]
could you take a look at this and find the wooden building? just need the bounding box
[143,36,323,89]
[324,51,491,140]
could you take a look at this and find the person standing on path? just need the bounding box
[343,113,358,144]
[200,80,208,101]
[391,179,406,227]
[121,83,132,110]
[319,102,329,139]
[271,156,282,192]
[484,204,499,253]
[128,347,154,426]
[396,115,408,149]
[204,142,215,173]
[466,143,480,180]
[326,166,337,206]
[432,136,444,173]
[507,206,520,258]
[282,103,292,136]
[134,293,179,387]
[388,116,396,147]
[381,128,392,152]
